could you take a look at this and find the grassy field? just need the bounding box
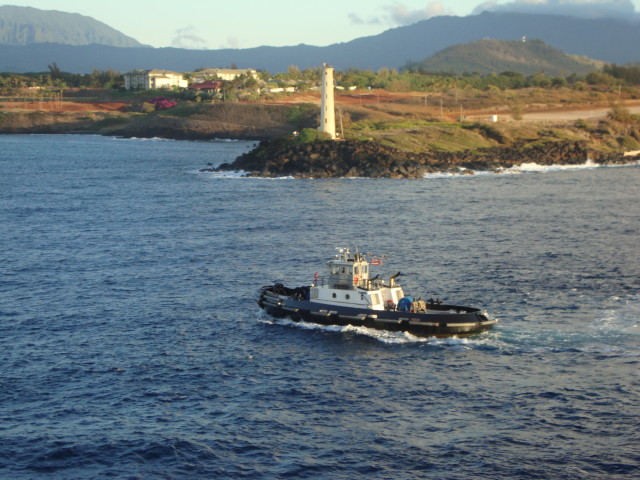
[2,85,640,153]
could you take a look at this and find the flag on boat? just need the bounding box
[371,258,383,265]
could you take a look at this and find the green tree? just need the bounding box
[586,71,618,86]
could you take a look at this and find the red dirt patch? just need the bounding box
[262,89,414,106]
[0,101,128,112]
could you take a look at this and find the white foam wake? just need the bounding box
[258,315,500,347]
[593,294,640,336]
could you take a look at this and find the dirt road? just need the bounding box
[521,104,640,122]
[3,94,640,124]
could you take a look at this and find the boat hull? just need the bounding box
[257,286,497,338]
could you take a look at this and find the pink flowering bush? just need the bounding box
[149,97,177,110]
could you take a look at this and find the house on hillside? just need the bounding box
[123,69,188,90]
[189,80,223,92]
[188,80,222,93]
[191,68,258,82]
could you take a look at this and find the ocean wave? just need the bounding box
[505,159,640,173]
[112,136,177,142]
[202,170,297,179]
[199,159,640,180]
[504,159,600,173]
[201,170,249,178]
[421,159,640,178]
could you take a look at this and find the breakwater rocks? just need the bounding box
[208,138,628,178]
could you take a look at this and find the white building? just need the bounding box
[124,69,188,90]
[191,68,258,82]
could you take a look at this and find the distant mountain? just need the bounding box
[410,39,603,75]
[0,5,144,47]
[0,11,639,74]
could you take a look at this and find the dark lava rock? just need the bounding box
[203,138,630,178]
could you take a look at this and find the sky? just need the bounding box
[4,0,640,49]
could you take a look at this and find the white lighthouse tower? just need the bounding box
[319,63,336,139]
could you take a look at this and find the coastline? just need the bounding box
[2,105,639,178]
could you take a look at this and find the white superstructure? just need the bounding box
[309,248,404,310]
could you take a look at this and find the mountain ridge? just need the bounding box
[1,9,639,73]
[410,38,603,75]
[0,5,144,48]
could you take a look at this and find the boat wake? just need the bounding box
[258,314,501,347]
[593,294,640,336]
[492,295,639,357]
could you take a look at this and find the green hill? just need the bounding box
[410,38,603,76]
[0,5,144,47]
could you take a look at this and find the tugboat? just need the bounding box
[257,247,498,337]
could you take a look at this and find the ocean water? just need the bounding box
[1,134,638,479]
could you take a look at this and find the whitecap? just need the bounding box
[420,159,640,178]
[200,170,297,179]
[505,160,600,173]
[502,159,640,174]
[201,170,250,178]
[113,136,175,142]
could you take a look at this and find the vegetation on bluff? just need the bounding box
[2,62,640,177]
[4,61,640,93]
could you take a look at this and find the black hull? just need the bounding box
[257,286,497,338]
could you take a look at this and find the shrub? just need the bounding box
[619,135,640,149]
[140,102,156,113]
[608,103,634,123]
[295,128,332,143]
[574,118,589,129]
[511,103,523,121]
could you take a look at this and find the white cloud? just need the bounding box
[349,2,455,26]
[348,12,381,25]
[220,36,240,49]
[171,26,207,49]
[472,0,640,21]
[388,1,453,23]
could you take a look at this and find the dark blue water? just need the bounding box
[1,134,638,479]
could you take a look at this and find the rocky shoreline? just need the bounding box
[206,138,634,178]
[3,109,638,178]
